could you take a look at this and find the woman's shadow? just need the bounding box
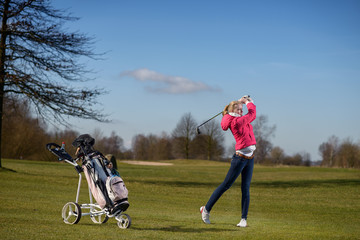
[131,224,238,233]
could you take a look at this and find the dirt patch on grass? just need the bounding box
[121,160,173,166]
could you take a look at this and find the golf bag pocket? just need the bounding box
[83,166,107,208]
[106,176,129,203]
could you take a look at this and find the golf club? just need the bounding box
[196,111,222,135]
[196,95,250,135]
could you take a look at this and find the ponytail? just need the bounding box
[222,105,229,116]
[222,101,239,116]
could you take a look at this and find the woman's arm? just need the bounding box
[236,97,256,125]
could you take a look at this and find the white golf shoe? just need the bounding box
[237,218,247,227]
[200,206,210,224]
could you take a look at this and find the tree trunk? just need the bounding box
[0,0,10,167]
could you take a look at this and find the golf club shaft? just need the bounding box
[197,111,222,128]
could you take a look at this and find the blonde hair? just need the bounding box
[222,101,239,116]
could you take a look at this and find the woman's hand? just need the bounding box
[238,95,250,104]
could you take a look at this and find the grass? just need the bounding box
[0,159,359,240]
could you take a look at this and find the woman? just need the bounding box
[200,95,256,227]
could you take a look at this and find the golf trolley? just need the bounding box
[46,142,131,229]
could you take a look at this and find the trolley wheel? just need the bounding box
[90,204,109,224]
[117,214,131,229]
[62,202,81,224]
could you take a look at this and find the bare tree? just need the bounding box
[2,95,49,160]
[253,115,276,163]
[192,120,224,160]
[319,135,339,167]
[300,151,312,166]
[335,138,359,168]
[283,153,303,166]
[172,112,197,159]
[154,132,173,160]
[146,134,159,160]
[131,133,173,161]
[0,0,106,167]
[269,146,285,165]
[96,131,125,159]
[319,136,360,168]
[132,134,149,160]
[191,134,207,159]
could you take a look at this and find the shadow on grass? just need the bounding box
[252,178,360,188]
[0,167,17,173]
[131,225,237,233]
[132,180,219,188]
[133,178,360,189]
[76,222,236,233]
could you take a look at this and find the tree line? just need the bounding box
[0,0,106,168]
[3,95,359,168]
[2,97,226,161]
[2,1,359,169]
[319,135,360,168]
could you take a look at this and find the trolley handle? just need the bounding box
[46,142,74,162]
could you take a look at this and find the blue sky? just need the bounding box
[52,0,360,161]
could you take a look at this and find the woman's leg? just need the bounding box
[205,155,247,212]
[241,158,254,219]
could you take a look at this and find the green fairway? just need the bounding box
[1,159,359,240]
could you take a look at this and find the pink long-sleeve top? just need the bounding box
[221,102,257,151]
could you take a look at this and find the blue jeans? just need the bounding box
[205,154,254,219]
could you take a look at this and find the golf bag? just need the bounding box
[82,152,111,209]
[73,134,129,213]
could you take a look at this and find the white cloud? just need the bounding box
[120,68,220,94]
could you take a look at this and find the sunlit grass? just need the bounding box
[1,159,359,239]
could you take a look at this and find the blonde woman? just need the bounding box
[200,96,256,227]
